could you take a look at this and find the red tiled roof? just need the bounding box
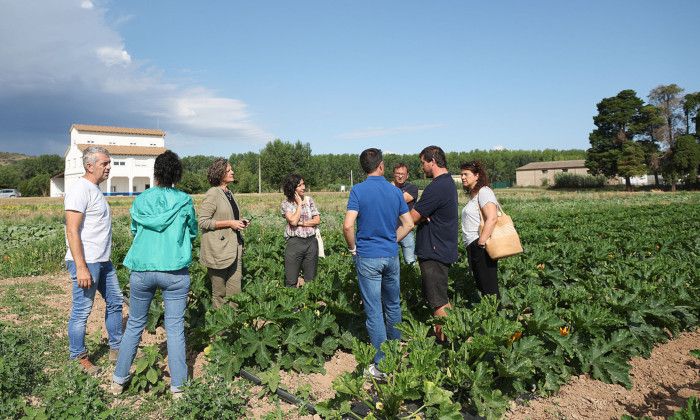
[71,124,165,137]
[77,144,167,156]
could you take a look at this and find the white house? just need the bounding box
[50,124,167,197]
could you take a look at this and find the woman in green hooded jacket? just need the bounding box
[112,150,197,398]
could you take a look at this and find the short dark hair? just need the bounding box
[419,146,447,168]
[282,174,303,201]
[359,148,383,174]
[154,150,183,187]
[207,158,229,187]
[393,162,408,172]
[459,160,490,192]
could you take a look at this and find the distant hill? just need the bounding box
[0,152,30,166]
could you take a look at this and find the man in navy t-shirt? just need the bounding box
[343,148,414,381]
[410,145,459,342]
[392,163,419,265]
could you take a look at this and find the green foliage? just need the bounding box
[668,396,700,420]
[260,139,312,191]
[662,134,700,186]
[36,364,113,419]
[0,154,63,196]
[0,324,46,418]
[177,171,209,194]
[128,345,167,395]
[166,374,250,419]
[553,172,607,188]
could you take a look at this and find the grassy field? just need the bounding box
[1,189,699,418]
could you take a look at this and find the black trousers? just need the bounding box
[466,240,500,298]
[284,236,318,287]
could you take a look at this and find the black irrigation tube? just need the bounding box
[239,368,318,415]
[239,368,483,419]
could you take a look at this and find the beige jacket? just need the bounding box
[198,186,241,269]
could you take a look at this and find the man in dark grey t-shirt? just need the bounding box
[410,146,459,342]
[392,163,419,265]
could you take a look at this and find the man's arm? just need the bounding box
[410,208,425,224]
[396,212,414,242]
[402,191,414,204]
[342,210,358,254]
[65,210,92,288]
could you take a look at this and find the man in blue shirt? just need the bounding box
[343,148,414,381]
[410,145,459,342]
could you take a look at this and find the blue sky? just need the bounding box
[0,0,698,157]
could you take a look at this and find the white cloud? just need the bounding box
[0,0,270,153]
[336,123,444,140]
[96,46,132,67]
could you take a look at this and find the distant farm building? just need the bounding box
[515,160,589,187]
[50,124,166,197]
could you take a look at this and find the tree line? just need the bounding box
[586,84,700,191]
[177,142,586,194]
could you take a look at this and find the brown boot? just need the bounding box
[76,355,100,375]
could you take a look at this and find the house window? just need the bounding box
[562,169,568,173]
[145,184,150,189]
[542,170,548,174]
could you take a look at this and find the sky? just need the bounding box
[0,0,698,157]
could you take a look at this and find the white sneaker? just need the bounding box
[364,363,387,382]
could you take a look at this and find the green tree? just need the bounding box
[259,139,312,191]
[19,174,51,196]
[230,152,261,193]
[648,84,684,147]
[177,172,209,194]
[617,141,647,190]
[633,104,666,185]
[586,90,646,186]
[682,92,700,135]
[661,134,700,191]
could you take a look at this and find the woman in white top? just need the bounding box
[459,161,500,297]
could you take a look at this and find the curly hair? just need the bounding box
[282,174,303,201]
[154,150,182,187]
[207,158,230,187]
[459,160,490,193]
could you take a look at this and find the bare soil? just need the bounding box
[2,273,698,419]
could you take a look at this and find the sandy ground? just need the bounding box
[2,273,698,419]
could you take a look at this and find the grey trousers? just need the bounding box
[284,236,318,287]
[208,243,243,308]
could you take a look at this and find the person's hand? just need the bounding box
[76,266,92,289]
[230,220,247,230]
[294,192,303,205]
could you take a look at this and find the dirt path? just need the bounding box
[505,330,700,419]
[2,273,698,419]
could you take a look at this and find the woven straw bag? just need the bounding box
[478,196,523,260]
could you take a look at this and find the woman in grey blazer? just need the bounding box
[198,158,249,308]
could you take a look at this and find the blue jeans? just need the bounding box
[113,269,190,392]
[399,230,416,265]
[67,260,123,359]
[354,255,401,364]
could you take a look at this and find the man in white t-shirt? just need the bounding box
[65,146,123,374]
